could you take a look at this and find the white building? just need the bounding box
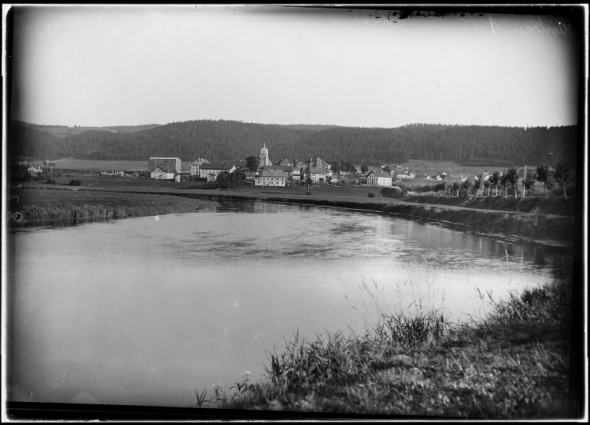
[150,166,176,180]
[255,169,287,187]
[367,171,393,186]
[190,158,210,176]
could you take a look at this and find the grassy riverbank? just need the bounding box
[9,181,577,245]
[7,187,217,225]
[219,278,578,419]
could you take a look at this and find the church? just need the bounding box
[258,143,272,166]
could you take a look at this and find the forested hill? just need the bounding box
[8,119,579,167]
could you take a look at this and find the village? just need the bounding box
[14,142,566,200]
[144,143,459,188]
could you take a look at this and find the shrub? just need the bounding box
[69,179,82,186]
[368,193,376,198]
[304,192,312,195]
[46,179,57,184]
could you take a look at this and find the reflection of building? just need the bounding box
[259,144,272,166]
[190,158,210,176]
[148,157,181,174]
[255,169,286,186]
[199,163,235,182]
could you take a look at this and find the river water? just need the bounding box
[6,200,568,408]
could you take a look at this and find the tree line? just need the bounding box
[9,120,578,168]
[401,162,574,200]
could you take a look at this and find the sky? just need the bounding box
[5,5,583,128]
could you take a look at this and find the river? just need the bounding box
[6,200,568,408]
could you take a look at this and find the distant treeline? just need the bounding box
[8,119,579,167]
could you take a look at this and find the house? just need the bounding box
[291,168,301,181]
[308,167,328,183]
[255,169,287,187]
[190,158,210,176]
[199,163,236,182]
[278,159,292,166]
[366,171,392,186]
[148,157,181,174]
[150,166,176,180]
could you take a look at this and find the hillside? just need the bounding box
[8,119,579,167]
[10,121,162,137]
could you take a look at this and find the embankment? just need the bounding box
[222,278,577,418]
[7,188,217,226]
[401,193,577,216]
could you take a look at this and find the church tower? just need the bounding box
[259,143,271,166]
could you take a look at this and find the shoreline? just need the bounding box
[9,185,575,248]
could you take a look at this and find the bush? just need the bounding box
[46,179,57,184]
[368,193,376,198]
[305,192,312,195]
[69,180,82,186]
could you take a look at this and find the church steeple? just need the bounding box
[259,143,270,166]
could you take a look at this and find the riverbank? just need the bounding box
[8,183,576,247]
[219,278,578,419]
[7,187,217,226]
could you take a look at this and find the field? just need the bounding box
[29,158,156,173]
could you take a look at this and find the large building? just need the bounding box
[308,167,328,183]
[255,169,287,187]
[148,157,181,174]
[190,158,210,176]
[367,171,393,186]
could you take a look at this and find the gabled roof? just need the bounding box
[257,169,287,177]
[191,159,210,165]
[261,165,293,173]
[371,171,392,178]
[309,167,328,174]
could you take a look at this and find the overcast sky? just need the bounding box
[6,5,582,128]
